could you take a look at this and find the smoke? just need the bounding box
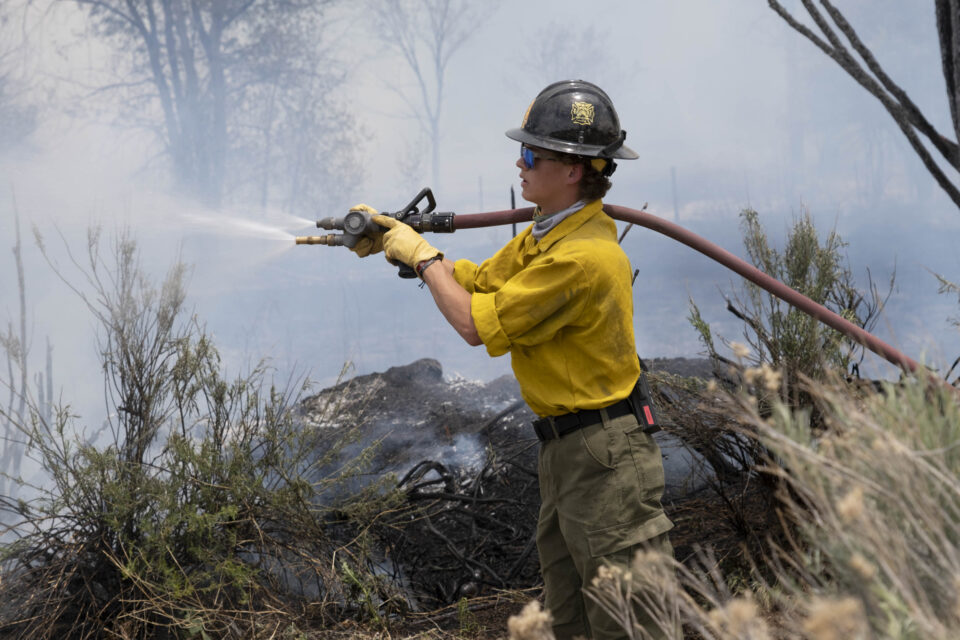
[3,0,960,500]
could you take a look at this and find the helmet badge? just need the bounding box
[570,101,595,126]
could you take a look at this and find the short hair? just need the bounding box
[551,153,613,201]
[576,159,612,201]
[532,146,614,201]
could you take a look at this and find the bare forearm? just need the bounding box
[421,259,482,346]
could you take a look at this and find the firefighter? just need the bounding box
[352,80,673,640]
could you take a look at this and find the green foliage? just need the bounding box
[457,597,482,636]
[0,230,403,638]
[690,208,891,407]
[340,560,385,628]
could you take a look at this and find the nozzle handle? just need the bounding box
[316,217,344,231]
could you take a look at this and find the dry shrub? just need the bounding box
[507,600,553,640]
[588,369,960,639]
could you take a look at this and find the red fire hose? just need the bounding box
[453,204,924,376]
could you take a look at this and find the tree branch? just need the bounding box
[769,0,960,209]
[819,0,958,166]
[936,0,960,147]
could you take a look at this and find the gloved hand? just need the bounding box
[347,204,383,257]
[373,215,443,269]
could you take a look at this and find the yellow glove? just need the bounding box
[374,215,443,269]
[347,204,383,257]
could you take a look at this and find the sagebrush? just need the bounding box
[0,229,404,639]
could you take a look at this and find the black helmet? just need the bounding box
[505,80,638,160]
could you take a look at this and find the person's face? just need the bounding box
[516,145,582,211]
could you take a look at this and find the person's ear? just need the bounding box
[565,163,584,185]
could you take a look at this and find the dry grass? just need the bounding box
[584,368,960,640]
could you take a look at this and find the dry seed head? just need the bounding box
[802,596,868,640]
[591,565,610,587]
[508,600,555,640]
[836,486,865,524]
[731,342,751,359]
[848,552,876,580]
[591,564,625,587]
[708,597,770,640]
[706,379,718,393]
[744,367,761,385]
[707,594,770,640]
[631,549,666,574]
[760,363,782,392]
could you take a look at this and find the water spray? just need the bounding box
[297,187,940,381]
[183,208,312,242]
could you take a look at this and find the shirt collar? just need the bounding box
[527,199,604,253]
[531,200,586,240]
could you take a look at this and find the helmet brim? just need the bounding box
[505,128,639,160]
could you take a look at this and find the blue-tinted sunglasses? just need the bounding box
[520,145,560,170]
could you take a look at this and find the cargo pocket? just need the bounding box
[586,512,674,558]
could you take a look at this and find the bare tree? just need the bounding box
[367,0,496,189]
[1,202,52,500]
[0,1,37,150]
[0,70,36,151]
[71,0,360,210]
[768,0,960,211]
[0,211,28,499]
[523,23,621,91]
[225,4,364,214]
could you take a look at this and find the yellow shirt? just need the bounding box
[453,199,641,417]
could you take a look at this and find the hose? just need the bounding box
[453,204,923,376]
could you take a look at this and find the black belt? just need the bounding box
[532,372,661,441]
[532,398,634,441]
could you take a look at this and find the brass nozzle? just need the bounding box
[295,235,339,245]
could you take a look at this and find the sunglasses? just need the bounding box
[520,145,561,170]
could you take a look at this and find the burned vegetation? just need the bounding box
[295,355,775,624]
[299,358,544,612]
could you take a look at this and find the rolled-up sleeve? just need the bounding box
[472,292,511,356]
[470,256,589,357]
[452,259,480,293]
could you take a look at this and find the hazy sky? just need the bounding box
[2,0,959,426]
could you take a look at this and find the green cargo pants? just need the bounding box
[537,407,674,640]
